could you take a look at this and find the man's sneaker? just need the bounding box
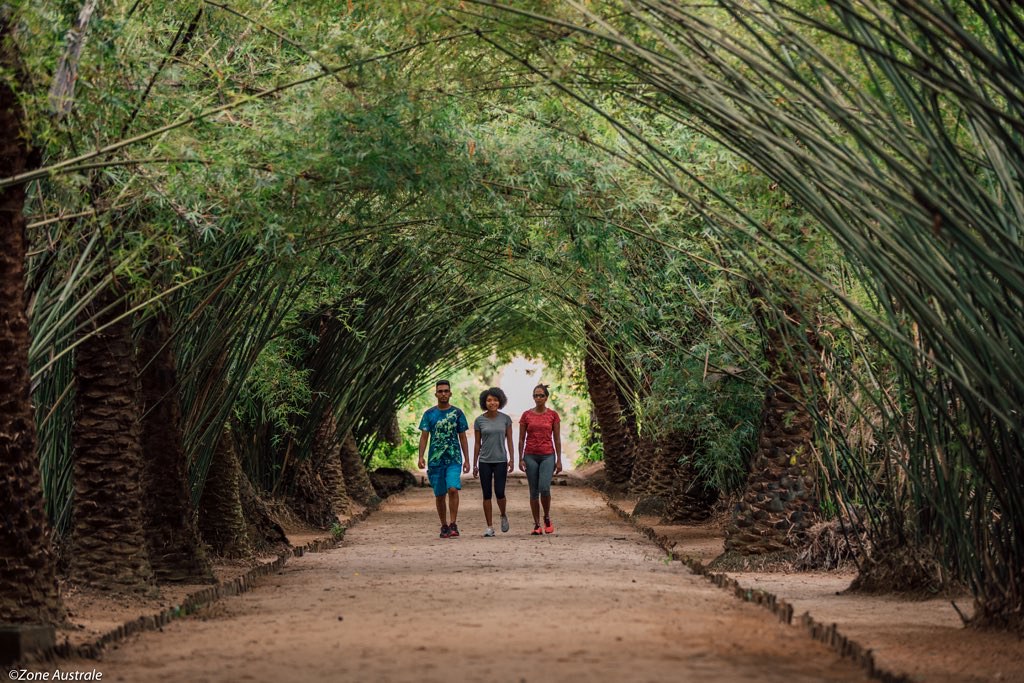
[500,514,510,533]
[440,524,451,539]
[543,517,555,534]
[448,522,460,538]
[531,523,543,535]
[483,527,495,537]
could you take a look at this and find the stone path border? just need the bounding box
[603,496,912,683]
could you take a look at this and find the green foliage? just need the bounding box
[572,408,604,467]
[366,427,419,471]
[234,338,312,445]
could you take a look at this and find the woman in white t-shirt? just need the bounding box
[472,387,515,537]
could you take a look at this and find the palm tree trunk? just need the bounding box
[286,412,353,526]
[315,414,350,516]
[238,469,288,551]
[584,331,636,489]
[634,433,695,517]
[139,312,214,583]
[0,20,62,622]
[378,411,402,448]
[287,454,336,528]
[339,430,380,507]
[68,291,156,593]
[628,436,655,497]
[661,433,718,524]
[724,312,820,554]
[198,429,252,558]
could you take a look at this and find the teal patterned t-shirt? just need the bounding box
[419,406,469,467]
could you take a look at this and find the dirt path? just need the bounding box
[59,476,869,682]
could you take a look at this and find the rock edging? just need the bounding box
[604,497,911,683]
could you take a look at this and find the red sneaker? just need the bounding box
[543,517,555,534]
[531,523,543,535]
[439,524,451,539]
[448,522,460,538]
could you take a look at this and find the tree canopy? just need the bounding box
[1,0,1021,632]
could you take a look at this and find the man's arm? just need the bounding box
[459,431,470,474]
[417,431,429,470]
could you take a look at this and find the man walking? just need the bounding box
[418,380,470,538]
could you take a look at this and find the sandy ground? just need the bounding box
[49,475,874,683]
[632,512,1024,683]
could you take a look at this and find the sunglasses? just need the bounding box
[532,394,547,398]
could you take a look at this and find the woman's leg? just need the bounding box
[537,456,556,523]
[479,462,494,527]
[525,455,542,525]
[493,462,508,517]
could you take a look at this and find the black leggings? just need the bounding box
[478,461,508,501]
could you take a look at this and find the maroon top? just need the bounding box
[520,409,560,455]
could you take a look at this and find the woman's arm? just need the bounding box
[553,418,562,474]
[505,423,515,473]
[518,420,527,471]
[472,428,482,478]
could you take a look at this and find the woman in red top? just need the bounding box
[517,383,562,535]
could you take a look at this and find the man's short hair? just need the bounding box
[436,379,451,388]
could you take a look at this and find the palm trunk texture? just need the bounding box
[69,293,156,594]
[584,335,636,488]
[725,320,820,554]
[0,23,62,622]
[286,412,353,527]
[315,415,350,517]
[628,436,656,497]
[661,434,718,524]
[139,313,215,583]
[198,429,252,557]
[631,437,672,516]
[339,430,379,507]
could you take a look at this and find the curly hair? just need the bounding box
[479,387,508,411]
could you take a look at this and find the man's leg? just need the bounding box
[429,468,448,528]
[435,495,448,525]
[448,488,460,524]
[443,464,463,537]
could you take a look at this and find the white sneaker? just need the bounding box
[483,528,495,537]
[500,515,510,533]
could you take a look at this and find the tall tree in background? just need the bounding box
[139,311,215,583]
[584,324,637,489]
